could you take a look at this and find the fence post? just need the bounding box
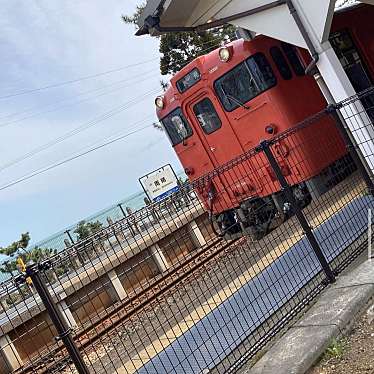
[26,262,90,374]
[65,230,85,265]
[65,229,75,244]
[260,140,336,284]
[328,104,374,195]
[117,203,126,217]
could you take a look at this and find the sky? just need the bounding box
[0,0,182,246]
[0,0,358,248]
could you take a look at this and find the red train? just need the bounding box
[155,3,374,238]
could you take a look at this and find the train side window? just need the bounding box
[270,46,293,80]
[214,53,276,112]
[281,42,305,76]
[161,108,193,146]
[193,98,222,134]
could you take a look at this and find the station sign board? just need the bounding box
[139,164,179,202]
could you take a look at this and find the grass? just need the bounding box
[326,338,346,359]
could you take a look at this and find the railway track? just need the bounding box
[16,235,240,374]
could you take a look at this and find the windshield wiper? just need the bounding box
[224,93,250,110]
[180,127,189,146]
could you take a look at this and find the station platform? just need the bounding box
[117,192,372,374]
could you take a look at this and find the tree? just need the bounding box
[336,0,358,6]
[121,3,146,24]
[152,121,164,132]
[74,220,103,241]
[0,233,57,275]
[0,233,30,257]
[0,233,30,274]
[27,246,57,263]
[160,79,169,92]
[123,6,236,75]
[158,27,235,75]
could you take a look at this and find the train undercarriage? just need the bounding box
[213,154,355,240]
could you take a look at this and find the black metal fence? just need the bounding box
[1,88,374,374]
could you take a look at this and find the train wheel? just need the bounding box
[236,197,279,240]
[214,210,242,238]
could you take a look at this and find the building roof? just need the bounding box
[135,1,370,49]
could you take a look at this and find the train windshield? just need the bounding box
[214,53,276,112]
[161,107,193,146]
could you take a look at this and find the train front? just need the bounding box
[154,37,348,239]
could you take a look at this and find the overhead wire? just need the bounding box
[0,69,156,126]
[0,30,236,102]
[0,33,236,130]
[0,35,237,170]
[0,33,238,188]
[0,123,157,192]
[0,87,162,172]
[54,112,156,156]
[75,113,155,150]
[0,57,159,100]
[47,114,157,164]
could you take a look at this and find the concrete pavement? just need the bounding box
[242,258,374,374]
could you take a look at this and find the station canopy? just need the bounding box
[136,0,374,50]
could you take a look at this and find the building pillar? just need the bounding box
[316,42,374,173]
[150,244,170,273]
[0,334,22,372]
[108,270,128,301]
[114,226,126,245]
[107,218,123,246]
[64,239,81,268]
[47,270,58,284]
[70,255,81,269]
[189,220,206,248]
[305,174,329,200]
[0,298,8,312]
[57,293,77,329]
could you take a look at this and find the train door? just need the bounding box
[330,29,374,120]
[186,91,243,203]
[185,91,244,167]
[185,91,262,206]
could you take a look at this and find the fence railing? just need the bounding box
[1,88,374,374]
[0,184,191,286]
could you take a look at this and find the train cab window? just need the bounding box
[281,42,305,76]
[161,108,193,146]
[193,98,222,134]
[214,53,276,112]
[270,47,292,80]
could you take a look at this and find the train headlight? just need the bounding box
[219,47,232,62]
[155,96,165,109]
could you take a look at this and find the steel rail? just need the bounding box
[16,236,240,374]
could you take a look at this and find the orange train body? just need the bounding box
[156,4,374,215]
